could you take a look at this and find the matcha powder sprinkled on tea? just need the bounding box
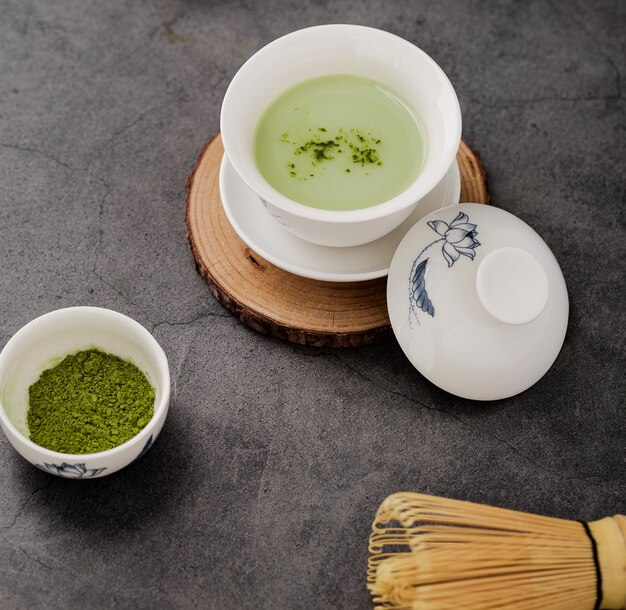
[27,349,155,454]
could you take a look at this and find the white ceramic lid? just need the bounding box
[387,203,569,400]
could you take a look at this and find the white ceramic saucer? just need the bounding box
[219,154,461,282]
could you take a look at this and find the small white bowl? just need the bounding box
[221,24,461,247]
[0,307,170,478]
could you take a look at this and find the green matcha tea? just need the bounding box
[254,74,427,211]
[27,349,155,454]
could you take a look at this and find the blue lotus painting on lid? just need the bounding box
[409,211,480,324]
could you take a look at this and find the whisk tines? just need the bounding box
[368,492,626,610]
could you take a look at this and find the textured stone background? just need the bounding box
[0,1,624,608]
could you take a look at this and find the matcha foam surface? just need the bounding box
[254,75,427,211]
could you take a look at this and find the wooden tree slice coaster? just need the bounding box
[185,134,489,348]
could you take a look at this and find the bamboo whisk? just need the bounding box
[368,493,626,610]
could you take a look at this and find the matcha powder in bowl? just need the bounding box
[27,349,155,454]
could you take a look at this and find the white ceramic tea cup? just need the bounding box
[221,24,461,247]
[0,307,170,478]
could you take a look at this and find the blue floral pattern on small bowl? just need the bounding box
[36,462,107,479]
[131,434,154,464]
[35,434,155,478]
[409,212,481,324]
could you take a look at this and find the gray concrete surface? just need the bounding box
[0,1,624,608]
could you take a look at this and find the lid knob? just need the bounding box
[476,247,549,325]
